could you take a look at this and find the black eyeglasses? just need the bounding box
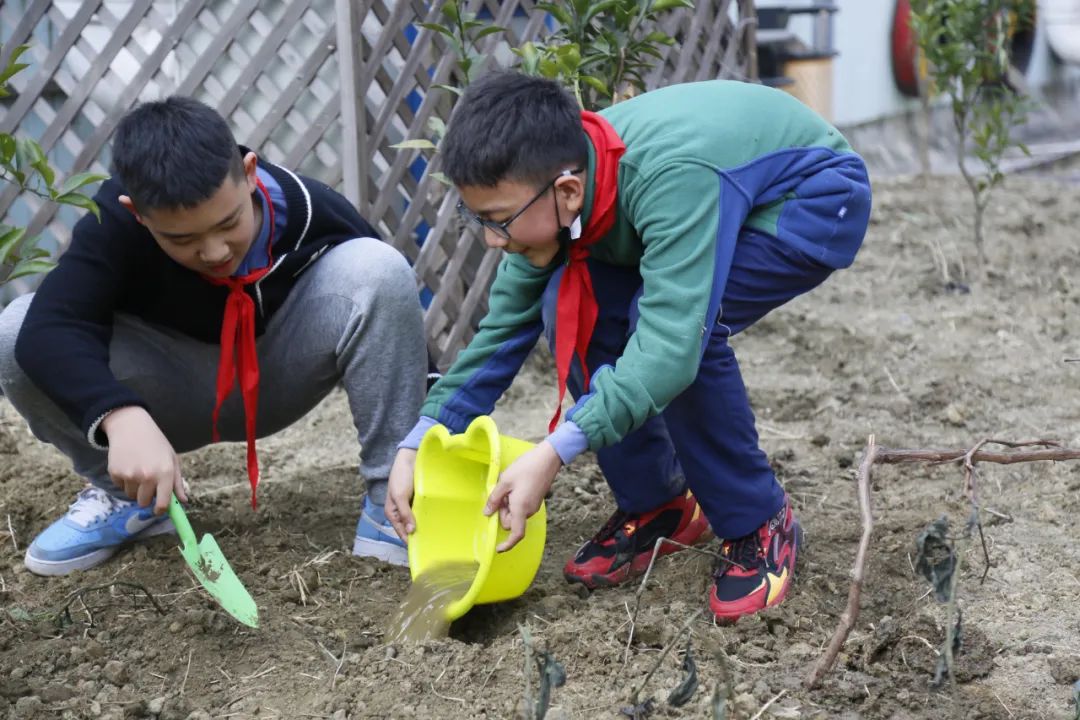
[456,168,584,241]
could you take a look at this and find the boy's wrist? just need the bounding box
[398,416,439,450]
[99,405,147,437]
[546,421,589,465]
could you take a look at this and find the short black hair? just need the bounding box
[111,96,245,210]
[440,70,588,188]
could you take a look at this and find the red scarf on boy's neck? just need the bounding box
[549,111,625,433]
[203,178,274,509]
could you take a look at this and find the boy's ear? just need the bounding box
[118,195,144,224]
[242,151,259,191]
[555,173,585,216]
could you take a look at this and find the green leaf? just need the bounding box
[638,44,666,59]
[580,74,610,96]
[513,42,542,74]
[650,0,692,12]
[585,0,622,23]
[434,83,464,97]
[556,44,582,74]
[25,137,45,166]
[472,25,505,41]
[430,171,452,187]
[537,2,572,26]
[31,156,54,188]
[21,246,52,261]
[390,138,438,151]
[426,116,447,141]
[0,63,28,92]
[14,137,32,177]
[0,134,15,165]
[54,192,101,220]
[538,58,560,78]
[440,1,460,24]
[7,257,56,282]
[58,171,107,196]
[416,22,454,38]
[0,45,31,87]
[0,225,26,264]
[5,44,31,67]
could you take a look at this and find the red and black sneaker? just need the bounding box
[709,495,801,623]
[563,490,712,589]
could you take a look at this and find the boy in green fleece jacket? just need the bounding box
[385,71,871,622]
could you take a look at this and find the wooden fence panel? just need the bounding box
[0,0,757,367]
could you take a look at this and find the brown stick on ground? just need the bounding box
[805,435,877,688]
[804,437,1080,689]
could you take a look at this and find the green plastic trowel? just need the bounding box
[168,496,259,627]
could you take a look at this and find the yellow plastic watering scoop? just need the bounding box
[168,496,259,627]
[410,415,546,621]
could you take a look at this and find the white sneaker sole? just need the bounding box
[352,535,409,567]
[23,519,177,577]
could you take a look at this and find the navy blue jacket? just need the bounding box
[15,155,379,444]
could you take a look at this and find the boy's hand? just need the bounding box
[386,448,418,543]
[101,406,186,515]
[484,441,562,553]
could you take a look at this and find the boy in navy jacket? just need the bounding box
[0,97,426,574]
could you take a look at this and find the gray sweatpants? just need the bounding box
[0,238,426,506]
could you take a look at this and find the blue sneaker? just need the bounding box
[352,496,408,566]
[24,486,175,576]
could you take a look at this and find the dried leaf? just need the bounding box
[915,516,956,602]
[667,638,698,707]
[535,650,566,719]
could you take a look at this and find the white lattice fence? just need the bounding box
[0,0,757,367]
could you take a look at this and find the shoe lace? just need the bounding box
[593,509,635,543]
[67,486,127,526]
[716,531,763,576]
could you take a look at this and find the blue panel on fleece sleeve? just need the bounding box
[435,322,544,433]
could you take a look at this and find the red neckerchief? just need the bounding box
[549,111,625,433]
[203,178,275,509]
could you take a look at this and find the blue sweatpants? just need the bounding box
[541,229,835,539]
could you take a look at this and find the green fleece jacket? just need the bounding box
[414,80,870,454]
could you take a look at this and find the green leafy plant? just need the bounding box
[908,0,1035,271]
[392,1,507,185]
[394,0,693,168]
[515,0,692,110]
[417,2,507,94]
[0,44,107,288]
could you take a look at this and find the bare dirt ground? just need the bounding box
[3,174,1080,719]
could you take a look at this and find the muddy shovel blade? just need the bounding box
[168,496,259,628]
